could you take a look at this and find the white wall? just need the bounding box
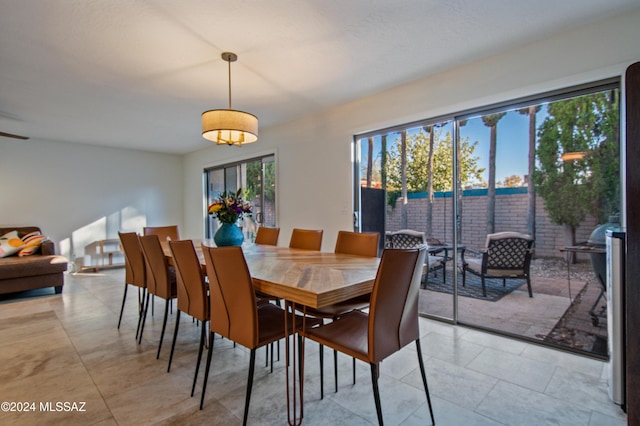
[182,9,640,251]
[0,138,182,267]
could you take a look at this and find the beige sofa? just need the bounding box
[0,226,68,295]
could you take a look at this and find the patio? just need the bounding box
[419,258,608,358]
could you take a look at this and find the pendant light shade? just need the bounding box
[202,52,258,146]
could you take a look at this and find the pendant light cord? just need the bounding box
[227,58,232,109]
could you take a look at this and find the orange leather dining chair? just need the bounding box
[305,230,379,398]
[301,247,435,425]
[168,239,210,397]
[289,228,323,250]
[138,235,178,359]
[117,232,147,338]
[143,225,180,242]
[199,245,315,424]
[254,226,280,246]
[253,225,282,364]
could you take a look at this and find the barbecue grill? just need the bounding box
[587,215,620,326]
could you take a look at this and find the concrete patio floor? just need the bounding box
[418,260,608,359]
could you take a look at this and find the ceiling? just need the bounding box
[1,0,639,155]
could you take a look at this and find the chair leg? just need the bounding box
[200,331,216,410]
[137,291,151,344]
[117,283,128,329]
[370,363,384,425]
[353,357,356,385]
[297,335,303,384]
[191,320,207,397]
[156,299,170,359]
[442,263,446,284]
[415,339,435,425]
[270,342,274,373]
[319,343,324,399]
[462,269,466,287]
[334,349,339,393]
[481,276,487,297]
[135,287,146,339]
[167,310,181,372]
[243,349,257,426]
[526,276,533,297]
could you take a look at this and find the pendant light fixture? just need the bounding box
[202,52,258,146]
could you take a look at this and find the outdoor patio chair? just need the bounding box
[461,232,534,298]
[384,229,447,284]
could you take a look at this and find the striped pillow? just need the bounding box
[18,232,49,256]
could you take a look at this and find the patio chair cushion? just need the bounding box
[464,254,528,277]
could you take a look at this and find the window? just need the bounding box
[354,78,620,358]
[204,154,276,240]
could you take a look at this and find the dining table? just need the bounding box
[162,239,380,425]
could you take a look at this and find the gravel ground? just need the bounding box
[530,257,595,281]
[531,258,608,356]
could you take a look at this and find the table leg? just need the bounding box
[565,250,573,302]
[285,301,304,425]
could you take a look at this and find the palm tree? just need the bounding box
[366,136,374,187]
[424,126,435,237]
[518,106,541,238]
[381,135,387,190]
[400,130,408,228]
[482,112,506,235]
[456,119,467,244]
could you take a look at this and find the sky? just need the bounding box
[359,105,550,187]
[461,108,546,184]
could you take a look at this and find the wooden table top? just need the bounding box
[164,240,380,309]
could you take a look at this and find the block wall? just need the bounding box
[385,191,601,258]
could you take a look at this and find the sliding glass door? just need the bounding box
[354,79,620,358]
[204,154,276,240]
[356,120,458,320]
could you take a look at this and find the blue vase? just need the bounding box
[214,222,244,247]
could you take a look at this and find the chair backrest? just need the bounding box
[289,228,323,250]
[484,232,534,271]
[202,245,258,349]
[118,231,146,288]
[368,247,426,363]
[143,225,180,242]
[169,240,208,321]
[334,231,379,257]
[139,234,173,299]
[385,229,426,249]
[254,226,280,246]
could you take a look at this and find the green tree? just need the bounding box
[534,90,620,247]
[500,175,523,187]
[385,129,485,194]
[245,159,276,210]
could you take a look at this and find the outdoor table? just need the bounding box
[560,244,605,303]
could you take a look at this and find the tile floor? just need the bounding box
[0,269,628,425]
